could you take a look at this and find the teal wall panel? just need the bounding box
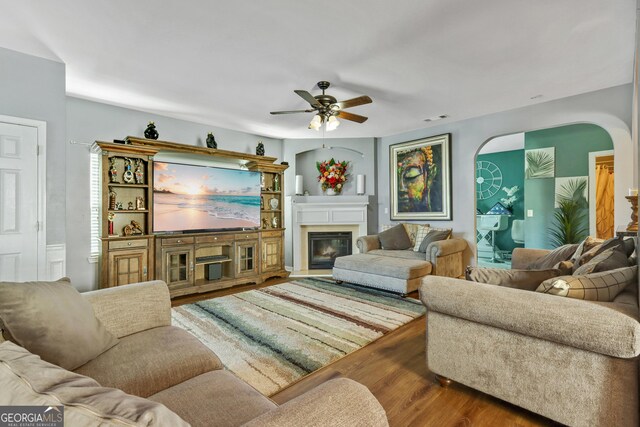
[476,149,524,253]
[524,123,613,249]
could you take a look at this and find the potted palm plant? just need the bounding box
[549,178,588,247]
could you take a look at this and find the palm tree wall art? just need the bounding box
[525,147,555,179]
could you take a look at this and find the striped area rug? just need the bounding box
[172,277,425,396]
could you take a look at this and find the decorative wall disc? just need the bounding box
[476,160,503,200]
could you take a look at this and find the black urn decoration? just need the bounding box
[256,141,265,156]
[206,132,217,149]
[144,121,159,140]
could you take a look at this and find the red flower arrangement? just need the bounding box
[316,158,349,194]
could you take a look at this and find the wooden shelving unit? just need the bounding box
[255,163,286,232]
[94,137,289,297]
[92,142,158,288]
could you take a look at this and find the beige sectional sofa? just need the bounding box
[0,280,389,427]
[420,247,640,427]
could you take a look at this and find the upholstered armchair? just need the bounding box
[356,232,467,278]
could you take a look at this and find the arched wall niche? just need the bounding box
[295,146,365,196]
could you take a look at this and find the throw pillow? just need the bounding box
[623,237,637,257]
[413,226,451,251]
[526,244,578,270]
[418,229,453,252]
[380,223,423,247]
[595,237,636,258]
[0,341,189,426]
[573,246,630,275]
[413,226,429,251]
[402,223,425,248]
[570,236,604,265]
[0,278,119,370]
[596,237,627,254]
[465,267,564,292]
[573,237,624,270]
[536,266,637,301]
[553,260,574,275]
[378,224,412,250]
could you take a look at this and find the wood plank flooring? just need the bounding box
[172,278,555,426]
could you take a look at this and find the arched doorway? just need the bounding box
[475,123,615,267]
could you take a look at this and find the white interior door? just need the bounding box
[0,122,39,281]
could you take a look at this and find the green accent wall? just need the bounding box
[524,123,613,249]
[477,149,524,253]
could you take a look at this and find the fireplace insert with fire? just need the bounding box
[308,232,352,269]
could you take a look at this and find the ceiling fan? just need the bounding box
[270,81,372,131]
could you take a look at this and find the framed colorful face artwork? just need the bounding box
[390,133,452,220]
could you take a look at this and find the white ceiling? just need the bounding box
[0,1,635,139]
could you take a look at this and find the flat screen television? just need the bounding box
[153,161,261,233]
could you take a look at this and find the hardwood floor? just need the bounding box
[172,278,555,426]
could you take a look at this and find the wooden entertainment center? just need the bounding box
[93,137,289,298]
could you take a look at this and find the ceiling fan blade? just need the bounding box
[270,109,315,115]
[294,90,323,108]
[337,111,368,123]
[334,95,372,110]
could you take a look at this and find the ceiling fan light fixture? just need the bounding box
[326,115,340,131]
[272,81,371,131]
[309,114,322,131]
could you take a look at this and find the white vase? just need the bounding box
[325,188,337,196]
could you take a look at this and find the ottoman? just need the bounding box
[333,253,432,295]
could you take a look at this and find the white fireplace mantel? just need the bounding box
[291,195,369,271]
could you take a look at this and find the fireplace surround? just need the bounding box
[290,195,370,272]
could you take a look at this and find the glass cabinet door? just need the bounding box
[162,247,194,288]
[236,241,258,277]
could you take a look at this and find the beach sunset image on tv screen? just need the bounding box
[153,161,261,232]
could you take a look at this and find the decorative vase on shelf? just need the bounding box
[325,188,336,196]
[269,197,279,210]
[273,174,280,192]
[144,121,159,140]
[206,132,217,149]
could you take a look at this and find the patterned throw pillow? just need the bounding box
[418,229,453,252]
[536,266,637,301]
[413,226,450,251]
[402,224,421,247]
[412,225,431,251]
